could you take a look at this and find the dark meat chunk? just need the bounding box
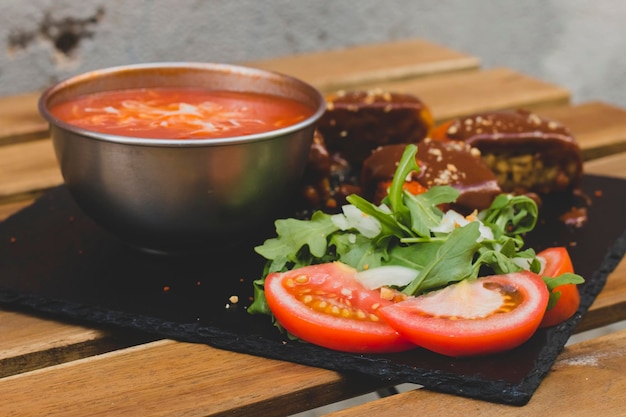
[361,140,501,212]
[317,90,433,168]
[430,109,583,195]
[298,130,360,213]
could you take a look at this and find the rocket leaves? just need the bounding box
[249,144,582,315]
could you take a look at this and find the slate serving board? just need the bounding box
[1,174,625,406]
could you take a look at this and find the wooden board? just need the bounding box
[0,339,383,417]
[541,102,626,160]
[322,328,626,417]
[0,139,61,199]
[0,310,155,378]
[0,93,48,145]
[245,38,481,92]
[370,67,571,122]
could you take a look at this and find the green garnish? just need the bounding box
[248,144,583,315]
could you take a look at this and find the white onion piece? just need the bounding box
[476,223,494,242]
[431,210,467,233]
[355,265,420,290]
[431,210,494,242]
[511,256,534,271]
[416,279,503,319]
[331,205,382,238]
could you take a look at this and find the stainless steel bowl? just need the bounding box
[39,62,325,254]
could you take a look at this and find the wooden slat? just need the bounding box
[540,102,626,160]
[0,311,102,361]
[581,147,626,177]
[0,139,61,199]
[245,38,480,93]
[0,339,383,417]
[366,67,571,123]
[0,309,154,378]
[0,199,33,221]
[579,257,626,332]
[323,328,626,417]
[0,93,47,145]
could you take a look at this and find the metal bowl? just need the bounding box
[39,62,325,254]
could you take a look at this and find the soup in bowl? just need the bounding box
[39,62,326,254]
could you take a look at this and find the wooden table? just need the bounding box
[1,39,625,416]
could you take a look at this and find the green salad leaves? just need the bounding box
[249,144,582,315]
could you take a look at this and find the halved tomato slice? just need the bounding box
[537,247,581,328]
[378,271,549,357]
[264,262,416,353]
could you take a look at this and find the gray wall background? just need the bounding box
[1,0,625,108]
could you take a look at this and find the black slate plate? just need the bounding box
[1,174,625,406]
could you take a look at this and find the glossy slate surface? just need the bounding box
[0,175,624,405]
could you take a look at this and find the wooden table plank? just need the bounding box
[584,149,626,178]
[0,93,48,145]
[0,199,33,221]
[367,67,571,123]
[0,139,61,200]
[578,257,626,333]
[245,38,481,93]
[0,309,154,378]
[0,339,383,417]
[540,102,626,160]
[323,328,626,417]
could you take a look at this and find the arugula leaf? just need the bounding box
[382,240,443,271]
[255,211,339,272]
[248,143,577,324]
[332,232,387,270]
[479,193,538,237]
[386,143,420,224]
[346,194,410,238]
[543,273,585,310]
[402,221,481,295]
[405,186,459,237]
[248,278,271,315]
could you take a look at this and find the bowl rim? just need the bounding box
[38,62,326,148]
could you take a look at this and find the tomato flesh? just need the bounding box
[374,179,427,204]
[264,262,416,353]
[378,272,549,357]
[537,247,581,328]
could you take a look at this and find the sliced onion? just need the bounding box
[431,210,467,233]
[432,210,494,242]
[331,205,382,238]
[415,279,504,319]
[355,265,419,290]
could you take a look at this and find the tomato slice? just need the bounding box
[264,262,416,353]
[378,272,549,357]
[537,247,581,328]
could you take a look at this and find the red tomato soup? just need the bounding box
[49,88,316,139]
